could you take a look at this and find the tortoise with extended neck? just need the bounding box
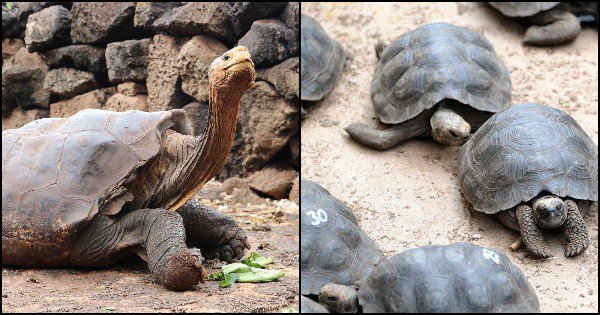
[2,47,255,291]
[458,103,597,259]
[345,23,511,150]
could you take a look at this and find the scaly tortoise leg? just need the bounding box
[176,199,250,262]
[70,208,205,291]
[524,7,581,46]
[563,199,589,257]
[516,204,553,259]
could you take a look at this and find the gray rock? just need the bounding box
[147,34,192,111]
[177,35,227,102]
[229,2,288,37]
[257,57,299,100]
[9,2,70,39]
[24,5,71,52]
[182,101,209,137]
[43,45,106,73]
[2,47,50,114]
[246,166,298,199]
[105,39,151,83]
[44,68,98,98]
[281,2,299,31]
[134,2,181,28]
[70,2,135,44]
[238,19,298,66]
[117,82,147,96]
[152,2,236,45]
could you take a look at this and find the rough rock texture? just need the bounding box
[70,2,135,44]
[281,2,299,31]
[288,176,299,203]
[49,87,116,118]
[2,47,50,113]
[43,45,106,73]
[9,2,68,39]
[257,57,299,100]
[105,39,151,83]
[117,82,147,96]
[229,2,288,37]
[104,93,148,112]
[182,101,209,137]
[246,167,298,199]
[219,81,299,178]
[147,34,191,111]
[177,36,227,102]
[2,10,18,39]
[221,177,266,205]
[134,2,181,28]
[152,2,236,45]
[238,19,297,67]
[43,68,98,98]
[2,38,24,61]
[24,5,71,52]
[2,107,49,131]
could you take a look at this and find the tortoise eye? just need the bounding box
[223,55,230,61]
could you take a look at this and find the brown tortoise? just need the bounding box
[2,47,255,291]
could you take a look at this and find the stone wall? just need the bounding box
[2,2,299,199]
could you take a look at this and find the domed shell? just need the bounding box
[458,103,598,214]
[301,180,383,296]
[358,243,540,313]
[301,14,347,101]
[488,2,560,18]
[371,22,511,124]
[2,109,188,265]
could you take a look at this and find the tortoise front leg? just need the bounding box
[563,199,589,257]
[516,204,553,259]
[176,200,250,262]
[70,208,205,291]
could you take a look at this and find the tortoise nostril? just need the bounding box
[449,130,458,138]
[328,296,338,301]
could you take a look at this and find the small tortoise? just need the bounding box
[459,103,597,259]
[488,2,596,46]
[2,47,255,291]
[301,14,347,103]
[346,22,511,150]
[318,243,540,313]
[301,180,383,297]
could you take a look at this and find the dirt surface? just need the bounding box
[1,181,299,313]
[302,2,597,313]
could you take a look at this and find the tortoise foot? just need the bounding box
[509,236,523,251]
[202,227,250,262]
[159,248,207,291]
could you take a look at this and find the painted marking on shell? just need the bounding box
[306,208,328,226]
[482,248,501,264]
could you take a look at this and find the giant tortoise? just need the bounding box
[459,103,597,259]
[2,47,255,291]
[345,22,511,150]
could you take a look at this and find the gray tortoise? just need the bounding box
[301,180,383,300]
[318,243,540,313]
[2,47,255,291]
[488,2,597,46]
[459,103,597,259]
[346,22,511,150]
[301,14,347,103]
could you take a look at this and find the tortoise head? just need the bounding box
[208,46,255,101]
[532,195,567,229]
[430,104,471,146]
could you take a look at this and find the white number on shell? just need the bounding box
[306,208,328,226]
[482,248,500,264]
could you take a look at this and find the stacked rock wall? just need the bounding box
[2,2,299,200]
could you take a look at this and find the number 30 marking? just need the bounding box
[306,208,328,226]
[482,248,500,264]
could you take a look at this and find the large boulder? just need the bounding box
[117,82,147,96]
[177,35,227,102]
[229,2,288,37]
[246,166,298,199]
[2,107,49,131]
[182,101,209,137]
[43,68,98,98]
[43,45,106,73]
[2,47,50,114]
[24,5,71,52]
[218,81,299,179]
[134,2,181,28]
[49,87,116,118]
[281,2,299,31]
[104,93,148,112]
[147,34,192,111]
[8,2,70,39]
[256,57,299,100]
[70,2,135,44]
[105,39,151,83]
[152,2,236,45]
[238,19,297,67]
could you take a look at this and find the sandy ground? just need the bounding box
[302,2,597,313]
[1,181,299,313]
